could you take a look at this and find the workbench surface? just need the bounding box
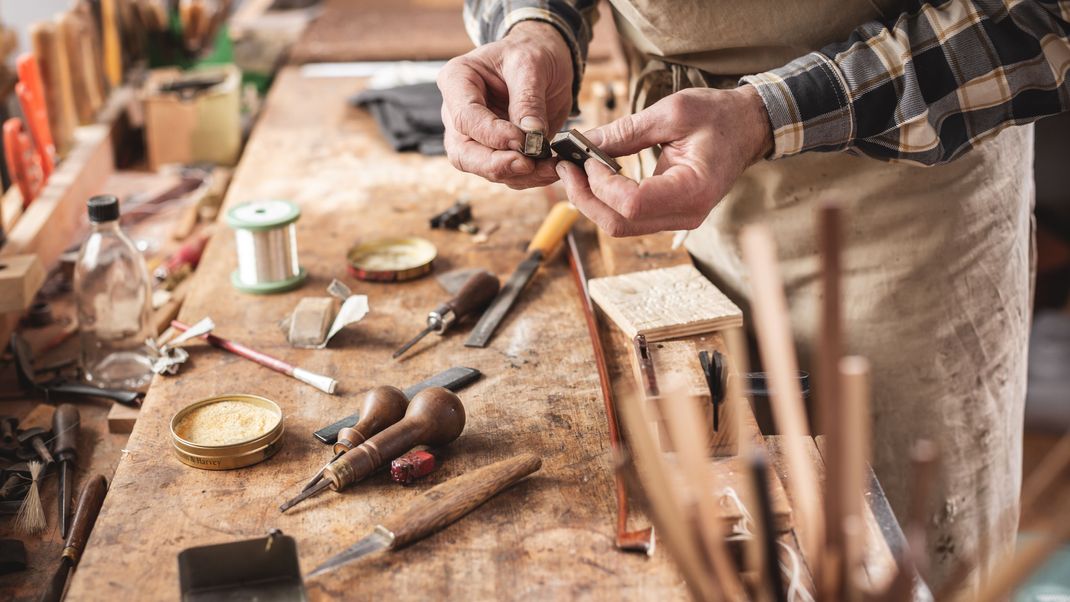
[66,67,693,600]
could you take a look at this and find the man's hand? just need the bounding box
[557,86,774,236]
[437,21,573,189]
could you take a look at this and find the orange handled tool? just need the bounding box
[15,54,56,178]
[4,118,44,207]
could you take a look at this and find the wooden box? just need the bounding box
[142,65,241,170]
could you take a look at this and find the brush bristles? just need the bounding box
[14,461,46,535]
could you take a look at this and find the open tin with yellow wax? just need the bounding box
[170,394,284,470]
[346,237,437,282]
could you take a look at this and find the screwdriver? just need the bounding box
[52,404,79,538]
[299,386,409,493]
[280,387,465,513]
[393,271,500,359]
[308,453,542,578]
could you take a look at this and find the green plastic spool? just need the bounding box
[226,199,308,294]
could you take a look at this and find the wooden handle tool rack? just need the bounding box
[0,86,134,339]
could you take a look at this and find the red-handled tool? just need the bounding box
[3,118,44,207]
[15,54,56,178]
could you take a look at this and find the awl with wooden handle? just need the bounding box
[280,387,465,512]
[308,453,542,578]
[52,404,80,539]
[300,386,409,492]
[39,475,107,602]
[393,270,500,358]
[465,201,579,347]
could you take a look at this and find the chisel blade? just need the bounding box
[464,253,542,348]
[307,526,394,578]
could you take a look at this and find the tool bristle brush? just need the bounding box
[15,461,46,534]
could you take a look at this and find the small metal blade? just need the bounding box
[280,478,330,513]
[59,461,71,539]
[307,526,394,578]
[464,253,542,348]
[392,325,434,359]
[301,452,343,493]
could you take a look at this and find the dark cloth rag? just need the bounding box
[350,82,445,155]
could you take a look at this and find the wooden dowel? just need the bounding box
[839,356,870,602]
[740,224,825,571]
[1020,431,1070,520]
[817,201,846,599]
[616,385,723,602]
[661,375,747,601]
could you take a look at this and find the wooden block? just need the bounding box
[0,254,46,313]
[589,264,742,342]
[627,338,714,451]
[20,403,55,431]
[107,402,139,433]
[287,296,336,347]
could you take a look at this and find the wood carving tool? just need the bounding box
[154,230,211,288]
[30,22,74,157]
[300,386,409,493]
[465,201,580,348]
[15,54,57,177]
[59,13,96,125]
[550,129,620,173]
[3,119,44,207]
[564,229,654,554]
[101,0,123,88]
[171,320,338,394]
[52,404,80,539]
[346,237,437,282]
[39,475,107,602]
[313,366,482,444]
[393,270,500,358]
[11,333,142,406]
[280,387,465,513]
[307,453,541,578]
[50,14,80,142]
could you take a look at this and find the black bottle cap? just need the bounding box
[87,195,120,223]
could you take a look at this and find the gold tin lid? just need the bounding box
[170,394,284,471]
[346,237,437,282]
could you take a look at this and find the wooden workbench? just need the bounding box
[58,66,912,599]
[66,67,693,600]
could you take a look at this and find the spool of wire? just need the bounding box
[225,199,308,294]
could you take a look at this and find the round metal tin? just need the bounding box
[170,394,284,471]
[346,237,437,282]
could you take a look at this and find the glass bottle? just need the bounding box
[74,195,155,390]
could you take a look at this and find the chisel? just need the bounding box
[52,404,80,539]
[39,475,107,602]
[465,201,579,348]
[393,270,500,358]
[280,387,465,513]
[299,386,409,493]
[308,453,541,578]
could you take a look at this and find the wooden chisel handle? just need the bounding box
[379,453,541,549]
[526,201,579,256]
[64,475,107,563]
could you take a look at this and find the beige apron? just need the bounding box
[607,0,1034,591]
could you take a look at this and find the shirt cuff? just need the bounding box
[740,52,855,159]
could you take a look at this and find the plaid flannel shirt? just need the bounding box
[464,0,1070,166]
